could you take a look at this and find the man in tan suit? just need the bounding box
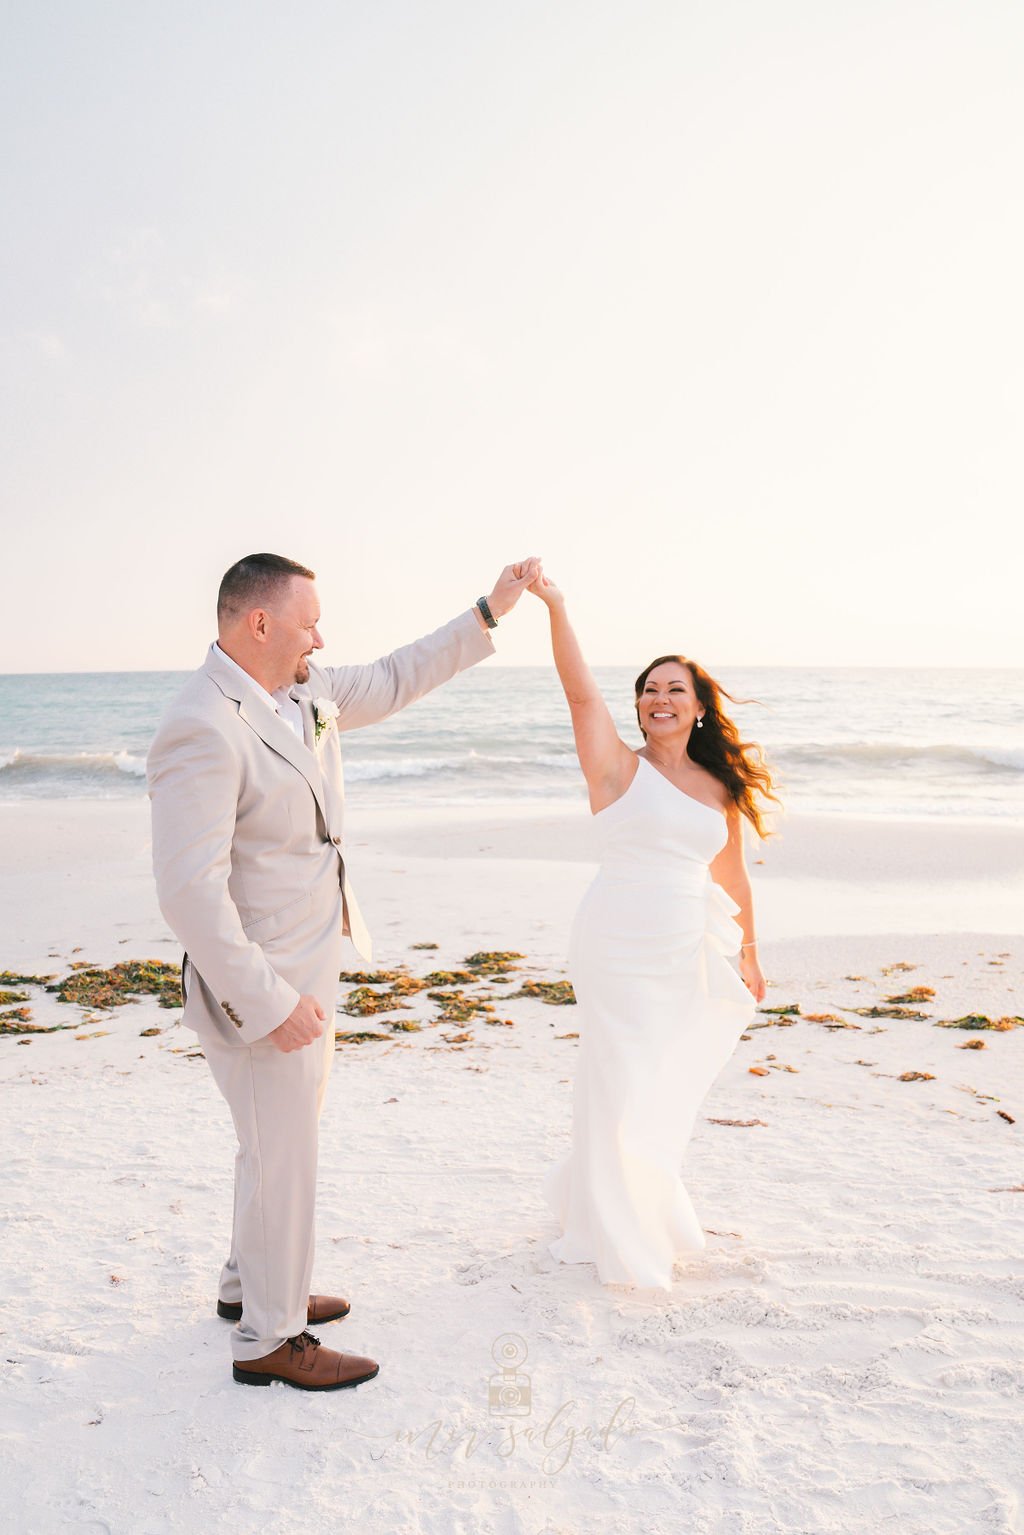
[146,551,538,1391]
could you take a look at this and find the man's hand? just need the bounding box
[480,557,543,622]
[268,994,326,1053]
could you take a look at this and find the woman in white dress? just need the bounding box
[531,571,781,1291]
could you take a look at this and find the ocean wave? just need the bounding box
[778,741,1024,775]
[0,748,148,782]
[0,738,1019,816]
[343,756,452,783]
[0,745,579,793]
[343,751,579,782]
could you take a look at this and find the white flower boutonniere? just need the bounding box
[313,697,340,747]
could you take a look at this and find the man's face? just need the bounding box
[265,576,324,687]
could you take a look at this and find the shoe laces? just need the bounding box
[287,1329,321,1355]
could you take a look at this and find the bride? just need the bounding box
[529,570,782,1291]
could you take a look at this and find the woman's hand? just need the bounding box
[485,558,543,620]
[738,948,767,1004]
[527,569,565,609]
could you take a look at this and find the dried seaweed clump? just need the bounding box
[850,1005,930,1020]
[48,960,182,1010]
[935,1014,1023,1032]
[339,988,412,1018]
[511,980,577,1006]
[428,990,496,1023]
[339,969,407,985]
[758,1003,800,1016]
[885,986,935,1003]
[0,969,56,986]
[464,952,525,976]
[387,976,429,997]
[0,1008,63,1036]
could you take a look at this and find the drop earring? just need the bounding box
[696,715,704,729]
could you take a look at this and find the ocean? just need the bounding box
[0,665,1021,824]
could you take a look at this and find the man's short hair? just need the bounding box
[217,553,316,624]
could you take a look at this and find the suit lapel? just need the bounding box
[203,645,328,828]
[288,685,317,752]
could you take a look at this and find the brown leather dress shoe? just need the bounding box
[233,1330,379,1391]
[217,1293,351,1324]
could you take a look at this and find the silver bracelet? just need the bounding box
[740,941,758,949]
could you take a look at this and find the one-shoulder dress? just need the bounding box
[542,754,756,1290]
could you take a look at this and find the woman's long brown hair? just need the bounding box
[634,655,783,839]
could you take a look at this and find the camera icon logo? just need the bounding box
[487,1332,532,1417]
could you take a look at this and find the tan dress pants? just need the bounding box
[196,894,347,1362]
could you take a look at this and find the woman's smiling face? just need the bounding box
[636,661,702,739]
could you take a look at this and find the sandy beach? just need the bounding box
[2,798,1022,1535]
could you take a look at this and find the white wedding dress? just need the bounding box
[543,754,756,1290]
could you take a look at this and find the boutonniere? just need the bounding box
[313,697,340,747]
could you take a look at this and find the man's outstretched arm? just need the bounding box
[322,559,541,732]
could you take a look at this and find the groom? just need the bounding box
[147,551,539,1391]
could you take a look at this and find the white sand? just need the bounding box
[1,799,1023,1535]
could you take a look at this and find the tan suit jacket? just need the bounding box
[146,607,494,1046]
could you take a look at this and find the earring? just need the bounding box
[696,716,704,729]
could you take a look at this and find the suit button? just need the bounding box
[332,835,341,845]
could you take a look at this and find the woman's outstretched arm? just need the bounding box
[528,572,637,814]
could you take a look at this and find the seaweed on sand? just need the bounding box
[463,951,525,976]
[47,960,182,1011]
[387,976,428,996]
[850,1005,930,1020]
[339,988,412,1018]
[428,990,496,1023]
[509,980,577,1006]
[935,1014,1023,1032]
[1,1008,64,1036]
[804,1013,861,1030]
[339,969,407,984]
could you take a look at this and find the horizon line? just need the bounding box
[2,662,1023,680]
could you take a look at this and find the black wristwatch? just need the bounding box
[476,595,498,629]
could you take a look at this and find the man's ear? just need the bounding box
[249,608,269,644]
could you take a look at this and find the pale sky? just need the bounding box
[2,0,1021,673]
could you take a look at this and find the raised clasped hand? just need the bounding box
[487,557,543,620]
[525,566,563,608]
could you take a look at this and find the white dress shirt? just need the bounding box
[213,642,306,743]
